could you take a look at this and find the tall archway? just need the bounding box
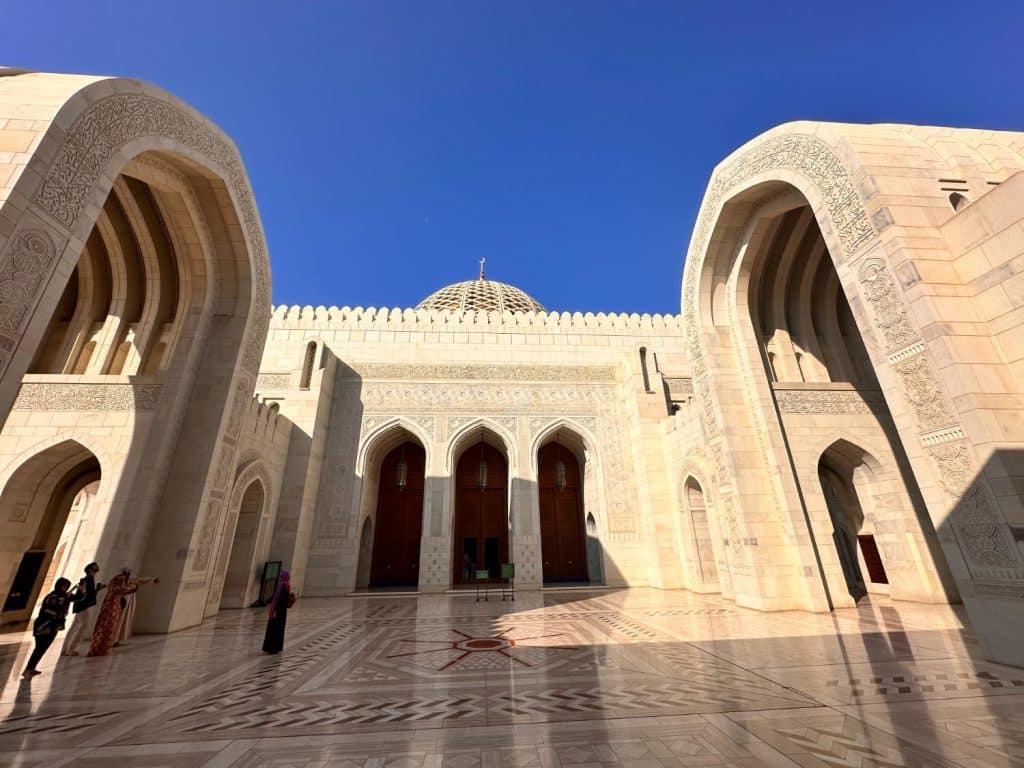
[352,423,430,591]
[538,436,587,583]
[738,189,951,608]
[0,440,100,624]
[220,480,266,609]
[369,441,426,587]
[0,75,272,633]
[452,433,509,584]
[686,173,955,610]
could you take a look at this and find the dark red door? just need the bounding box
[538,442,587,582]
[453,442,508,584]
[370,442,425,587]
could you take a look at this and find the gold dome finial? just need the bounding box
[478,257,486,281]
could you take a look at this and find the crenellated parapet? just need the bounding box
[268,305,683,332]
[240,394,291,443]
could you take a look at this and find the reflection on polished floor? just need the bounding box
[1,588,1022,767]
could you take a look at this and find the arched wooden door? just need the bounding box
[369,441,425,587]
[453,442,508,584]
[538,442,587,582]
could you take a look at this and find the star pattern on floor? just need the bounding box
[385,627,577,671]
[1,589,1022,766]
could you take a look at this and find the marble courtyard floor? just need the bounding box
[0,589,1022,767]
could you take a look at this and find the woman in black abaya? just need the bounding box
[261,570,291,655]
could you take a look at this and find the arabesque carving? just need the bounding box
[775,389,876,415]
[32,93,270,372]
[683,133,875,372]
[857,258,918,351]
[349,363,616,383]
[0,230,56,336]
[13,383,161,411]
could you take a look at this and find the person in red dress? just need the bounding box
[87,569,139,657]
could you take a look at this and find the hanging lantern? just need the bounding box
[555,432,567,492]
[477,431,488,490]
[395,444,408,489]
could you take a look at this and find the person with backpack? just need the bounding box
[23,577,76,678]
[62,562,105,656]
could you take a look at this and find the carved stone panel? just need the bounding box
[0,230,56,336]
[13,383,162,411]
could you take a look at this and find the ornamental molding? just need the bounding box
[192,500,221,572]
[13,382,162,411]
[256,373,291,390]
[345,363,617,383]
[774,389,877,415]
[528,415,599,438]
[447,415,518,436]
[356,381,613,412]
[359,413,436,438]
[857,258,920,352]
[663,377,693,398]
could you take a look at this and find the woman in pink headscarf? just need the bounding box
[261,570,292,655]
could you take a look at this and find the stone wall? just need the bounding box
[256,306,690,593]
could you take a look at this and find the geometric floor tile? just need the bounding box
[1,589,1021,767]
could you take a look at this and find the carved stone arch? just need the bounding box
[679,123,1023,623]
[0,78,270,408]
[682,129,876,380]
[445,417,517,474]
[0,432,113,491]
[0,74,277,632]
[356,417,433,476]
[529,416,610,554]
[680,447,717,491]
[528,417,600,475]
[229,459,273,516]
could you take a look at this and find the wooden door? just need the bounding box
[538,443,587,582]
[453,442,508,584]
[369,442,425,587]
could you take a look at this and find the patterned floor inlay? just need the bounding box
[1,589,1021,766]
[385,627,578,671]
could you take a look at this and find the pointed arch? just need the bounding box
[445,417,516,474]
[0,438,102,622]
[356,417,433,477]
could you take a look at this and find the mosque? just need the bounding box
[1,70,1023,670]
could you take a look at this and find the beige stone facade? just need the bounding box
[1,72,1022,667]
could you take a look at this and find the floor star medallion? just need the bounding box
[386,627,577,671]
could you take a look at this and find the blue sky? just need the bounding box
[5,2,1023,314]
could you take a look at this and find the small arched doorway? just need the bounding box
[538,440,587,583]
[684,477,719,587]
[220,480,266,609]
[0,440,100,624]
[818,444,890,603]
[369,441,426,587]
[453,440,508,584]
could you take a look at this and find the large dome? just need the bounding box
[417,278,546,313]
